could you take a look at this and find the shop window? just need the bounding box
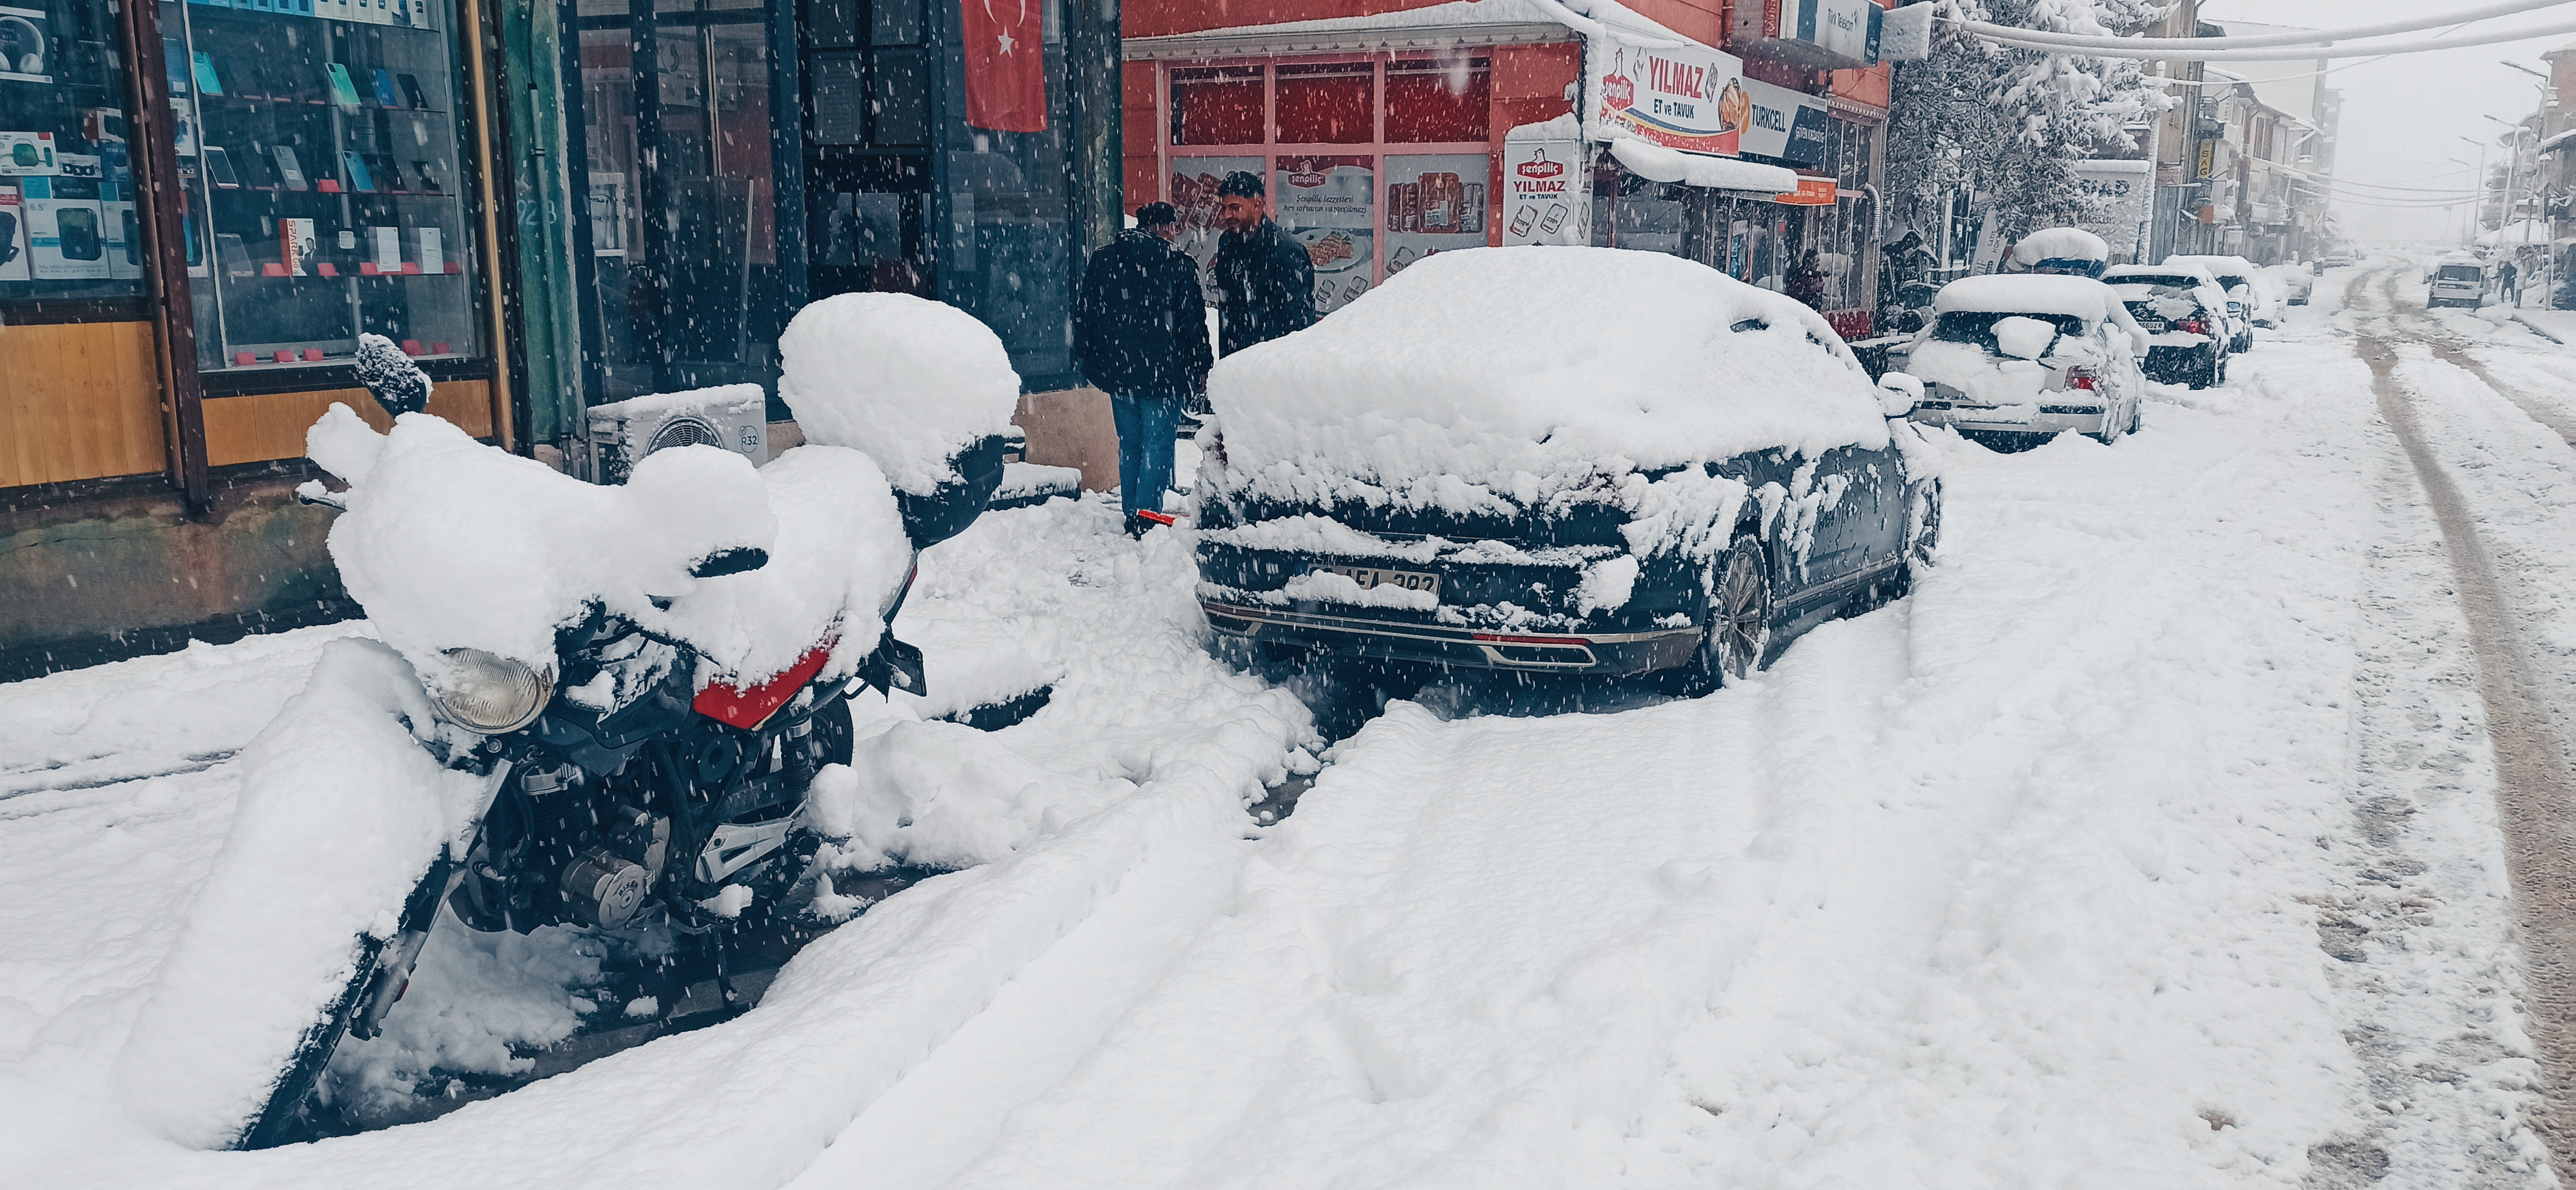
[938,0,1073,384]
[1274,61,1370,145]
[160,0,483,373]
[0,0,144,304]
[1385,58,1488,144]
[1170,65,1260,147]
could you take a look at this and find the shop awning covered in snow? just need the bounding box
[1608,137,1803,196]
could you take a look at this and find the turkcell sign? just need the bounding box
[1589,40,1749,157]
[1738,78,1833,169]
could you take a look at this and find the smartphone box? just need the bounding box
[0,187,29,281]
[280,216,315,276]
[371,225,401,271]
[101,181,138,280]
[413,225,440,272]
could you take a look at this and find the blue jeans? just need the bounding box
[1109,390,1184,520]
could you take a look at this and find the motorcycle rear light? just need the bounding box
[2064,368,2096,391]
[2178,319,2206,335]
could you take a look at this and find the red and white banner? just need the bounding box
[961,0,1046,132]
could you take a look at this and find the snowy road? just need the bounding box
[7,259,2576,1187]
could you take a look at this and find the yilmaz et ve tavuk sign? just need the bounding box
[1589,41,1751,157]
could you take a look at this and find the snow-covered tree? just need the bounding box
[1884,0,2168,248]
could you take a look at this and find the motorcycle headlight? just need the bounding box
[431,648,554,734]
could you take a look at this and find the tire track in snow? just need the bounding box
[2358,270,2576,1186]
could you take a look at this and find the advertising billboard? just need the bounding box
[1588,40,1750,158]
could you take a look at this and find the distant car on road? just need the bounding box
[1891,274,2149,446]
[2266,262,2315,306]
[2104,264,2234,389]
[2427,253,2489,308]
[1192,247,1941,694]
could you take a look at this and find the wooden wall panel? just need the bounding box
[0,321,168,488]
[202,381,496,467]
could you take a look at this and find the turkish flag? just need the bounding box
[961,0,1046,133]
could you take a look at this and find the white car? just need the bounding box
[2163,254,2272,345]
[1892,274,2150,445]
[2265,262,2315,306]
[2427,253,2489,308]
[2104,264,2234,388]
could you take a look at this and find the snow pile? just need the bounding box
[313,408,910,687]
[111,637,497,1149]
[1990,314,2060,360]
[1933,274,2123,321]
[1607,136,1799,194]
[2010,226,2109,267]
[1205,246,1884,542]
[776,294,1023,496]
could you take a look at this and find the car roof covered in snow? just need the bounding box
[2009,227,2110,266]
[2163,255,2256,281]
[1931,274,2127,321]
[2106,263,2220,287]
[1205,246,1889,495]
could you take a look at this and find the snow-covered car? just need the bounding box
[2265,262,2315,305]
[2010,226,2110,277]
[2163,255,2270,347]
[1893,274,2149,445]
[1192,247,1940,692]
[2428,253,2489,308]
[2104,264,2233,388]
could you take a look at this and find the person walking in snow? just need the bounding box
[1209,171,1315,358]
[1787,248,1827,310]
[1076,202,1213,538]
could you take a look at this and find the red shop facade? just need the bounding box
[1120,0,1896,335]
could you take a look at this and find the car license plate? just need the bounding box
[1312,563,1440,598]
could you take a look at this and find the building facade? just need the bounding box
[1,0,1119,674]
[1120,0,1895,339]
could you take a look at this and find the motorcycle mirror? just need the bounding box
[689,547,770,579]
[1876,372,1924,417]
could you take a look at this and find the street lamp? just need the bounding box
[2447,156,2476,245]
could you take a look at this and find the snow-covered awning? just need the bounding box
[1122,0,1577,59]
[2475,219,2552,246]
[1609,136,1802,196]
[2539,127,2576,155]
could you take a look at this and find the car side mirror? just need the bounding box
[1877,372,1923,417]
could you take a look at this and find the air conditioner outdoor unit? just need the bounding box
[579,383,768,484]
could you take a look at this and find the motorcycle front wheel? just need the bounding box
[238,858,454,1149]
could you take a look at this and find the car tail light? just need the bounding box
[2064,367,2096,391]
[2178,318,2206,335]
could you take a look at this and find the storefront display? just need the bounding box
[1163,55,1494,313]
[0,0,143,304]
[158,0,481,370]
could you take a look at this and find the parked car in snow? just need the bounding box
[1191,247,1941,693]
[2164,254,2271,346]
[2010,227,2111,277]
[2266,263,2315,305]
[1890,274,2149,445]
[2104,265,2234,388]
[2427,253,2490,308]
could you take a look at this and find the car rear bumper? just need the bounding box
[1907,400,2109,436]
[1194,534,1703,675]
[1201,599,1704,674]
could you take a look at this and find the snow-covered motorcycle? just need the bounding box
[110,294,1024,1150]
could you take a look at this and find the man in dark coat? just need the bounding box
[1209,171,1316,357]
[1076,202,1212,536]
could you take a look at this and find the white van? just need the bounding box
[2428,255,2489,308]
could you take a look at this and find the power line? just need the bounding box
[1948,0,2573,51]
[1964,15,2576,60]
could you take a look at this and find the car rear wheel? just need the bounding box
[1657,535,1772,698]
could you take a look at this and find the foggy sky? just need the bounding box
[2194,0,2567,246]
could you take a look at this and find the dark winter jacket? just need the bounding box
[1075,229,1213,399]
[1211,218,1316,357]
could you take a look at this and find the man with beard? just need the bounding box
[1209,171,1315,357]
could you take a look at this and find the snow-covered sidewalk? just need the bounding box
[1,287,2563,1186]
